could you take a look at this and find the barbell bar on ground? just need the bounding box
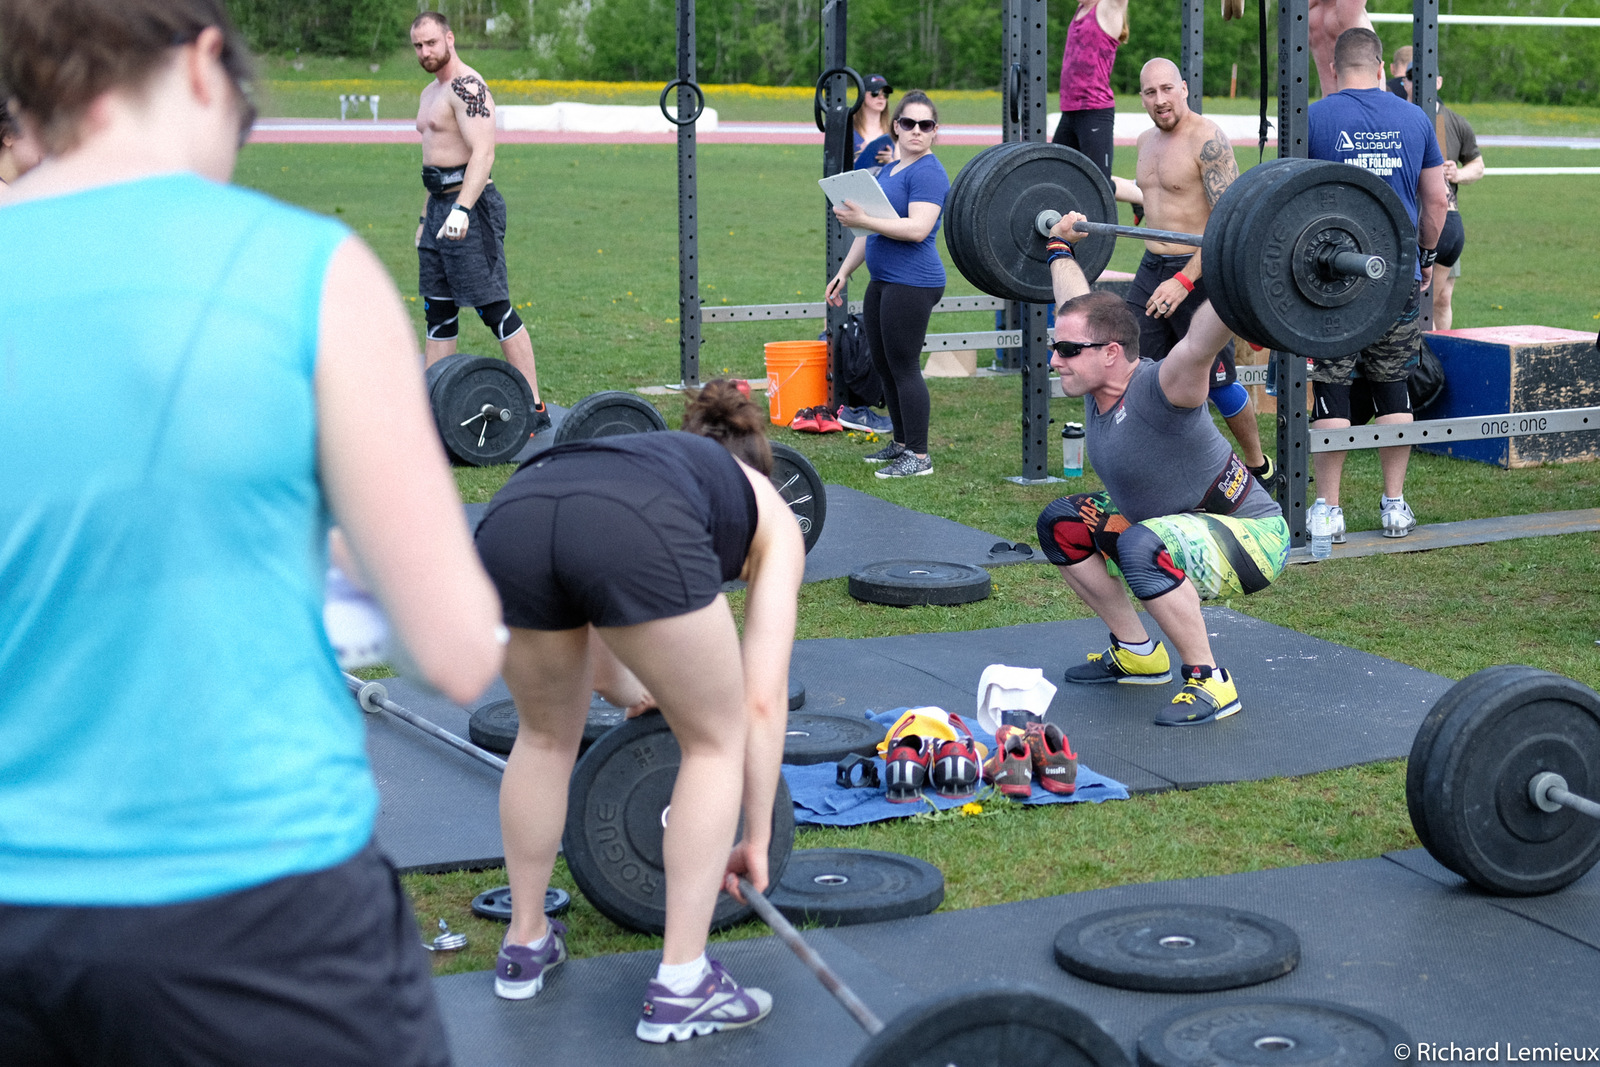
[343,673,508,773]
[1529,772,1600,820]
[736,878,1135,1067]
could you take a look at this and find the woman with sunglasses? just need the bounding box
[852,74,896,173]
[825,90,949,479]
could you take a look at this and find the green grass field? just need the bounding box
[234,126,1600,978]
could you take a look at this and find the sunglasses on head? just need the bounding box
[896,117,937,133]
[1051,339,1112,359]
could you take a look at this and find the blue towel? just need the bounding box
[783,709,1130,827]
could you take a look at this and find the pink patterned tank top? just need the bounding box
[1059,2,1119,112]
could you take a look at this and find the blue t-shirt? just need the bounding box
[864,153,950,288]
[0,175,376,905]
[1308,87,1443,279]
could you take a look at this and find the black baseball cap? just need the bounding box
[864,74,892,94]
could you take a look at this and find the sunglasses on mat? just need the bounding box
[1051,339,1112,359]
[896,117,937,133]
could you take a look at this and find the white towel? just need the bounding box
[976,665,1058,736]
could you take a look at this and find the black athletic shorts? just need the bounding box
[475,452,736,630]
[1126,251,1237,385]
[418,182,510,309]
[0,844,448,1067]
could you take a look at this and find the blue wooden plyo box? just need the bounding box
[1418,325,1600,469]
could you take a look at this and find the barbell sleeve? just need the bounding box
[1327,250,1387,280]
[1530,771,1600,820]
[738,878,886,1037]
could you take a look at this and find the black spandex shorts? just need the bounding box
[475,453,732,630]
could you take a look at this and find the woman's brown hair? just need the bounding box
[889,90,939,143]
[682,380,774,475]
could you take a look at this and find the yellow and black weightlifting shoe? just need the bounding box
[1157,665,1242,726]
[1063,636,1172,686]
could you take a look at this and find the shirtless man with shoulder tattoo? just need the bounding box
[1126,58,1271,485]
[411,11,547,429]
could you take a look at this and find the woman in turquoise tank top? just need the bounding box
[0,1,503,1062]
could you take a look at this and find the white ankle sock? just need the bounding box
[512,926,551,951]
[1119,636,1157,655]
[656,954,711,995]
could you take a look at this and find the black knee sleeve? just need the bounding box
[476,299,524,342]
[423,296,459,342]
[1368,377,1413,418]
[1313,380,1352,423]
[1117,523,1188,601]
[1037,495,1098,566]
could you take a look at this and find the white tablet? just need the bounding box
[818,170,900,238]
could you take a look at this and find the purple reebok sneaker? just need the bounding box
[493,918,568,1000]
[635,959,773,1043]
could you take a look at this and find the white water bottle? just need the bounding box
[1061,423,1085,478]
[1309,498,1333,560]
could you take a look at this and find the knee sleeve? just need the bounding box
[1210,381,1251,419]
[423,296,459,342]
[1368,377,1413,418]
[1312,380,1352,423]
[1117,523,1188,601]
[1037,495,1097,566]
[476,299,524,342]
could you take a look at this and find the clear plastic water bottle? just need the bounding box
[1309,498,1333,560]
[1061,423,1085,478]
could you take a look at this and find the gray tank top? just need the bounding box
[1086,360,1281,523]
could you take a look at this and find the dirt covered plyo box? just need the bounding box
[1419,325,1600,469]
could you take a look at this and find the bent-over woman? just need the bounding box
[473,381,806,1045]
[826,90,949,479]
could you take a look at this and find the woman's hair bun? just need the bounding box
[683,379,773,475]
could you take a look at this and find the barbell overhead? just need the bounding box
[949,150,1416,360]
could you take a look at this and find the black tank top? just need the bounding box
[510,431,759,581]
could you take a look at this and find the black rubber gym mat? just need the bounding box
[1385,846,1600,951]
[791,609,1452,792]
[432,924,923,1067]
[365,676,512,873]
[431,855,1600,1065]
[800,485,1042,583]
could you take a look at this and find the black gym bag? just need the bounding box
[826,313,886,409]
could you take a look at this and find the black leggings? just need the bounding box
[1051,107,1116,181]
[862,279,943,455]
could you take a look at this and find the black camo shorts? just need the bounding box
[418,182,510,308]
[1308,281,1421,385]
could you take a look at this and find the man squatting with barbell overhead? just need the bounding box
[1125,58,1274,488]
[411,11,551,434]
[1036,214,1291,726]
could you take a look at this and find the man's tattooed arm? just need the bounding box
[1199,132,1239,208]
[451,76,492,118]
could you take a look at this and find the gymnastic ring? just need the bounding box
[813,66,866,133]
[659,78,706,127]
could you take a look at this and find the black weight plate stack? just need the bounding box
[852,984,1131,1067]
[789,675,806,710]
[1406,665,1543,860]
[1205,160,1306,348]
[1053,903,1300,992]
[768,848,944,925]
[781,716,882,766]
[1415,666,1600,895]
[1137,999,1409,1067]
[470,886,572,921]
[428,355,536,466]
[848,560,992,607]
[768,442,827,554]
[1229,159,1413,361]
[946,143,1117,304]
[550,390,667,445]
[562,710,795,934]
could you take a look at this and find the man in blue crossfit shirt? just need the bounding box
[1307,27,1447,542]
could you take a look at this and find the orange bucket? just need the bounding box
[764,340,830,425]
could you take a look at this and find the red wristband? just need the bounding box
[1174,272,1195,292]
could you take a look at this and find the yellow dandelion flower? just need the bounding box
[961,802,984,815]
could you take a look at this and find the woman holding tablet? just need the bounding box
[825,90,949,479]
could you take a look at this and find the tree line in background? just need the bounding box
[233,0,1600,106]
